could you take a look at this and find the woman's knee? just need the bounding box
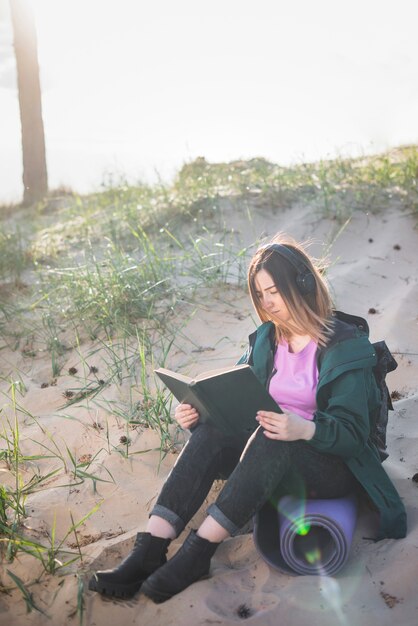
[240,426,293,462]
[190,422,241,450]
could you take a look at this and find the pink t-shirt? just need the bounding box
[268,339,319,421]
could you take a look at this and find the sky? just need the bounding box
[0,0,417,203]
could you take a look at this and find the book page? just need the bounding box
[154,367,193,385]
[195,363,247,381]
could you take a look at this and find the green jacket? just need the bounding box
[238,315,407,540]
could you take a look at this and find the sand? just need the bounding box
[0,201,417,626]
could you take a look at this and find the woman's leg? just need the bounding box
[141,427,356,603]
[89,423,247,598]
[148,423,247,537]
[146,516,177,540]
[198,433,355,542]
[207,426,356,536]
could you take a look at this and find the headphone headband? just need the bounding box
[260,243,316,296]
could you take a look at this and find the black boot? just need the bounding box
[141,530,219,603]
[88,532,171,598]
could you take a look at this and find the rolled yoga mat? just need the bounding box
[253,494,357,576]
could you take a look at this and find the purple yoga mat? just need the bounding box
[253,494,357,576]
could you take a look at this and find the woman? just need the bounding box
[89,234,407,603]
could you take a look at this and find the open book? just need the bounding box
[155,364,282,436]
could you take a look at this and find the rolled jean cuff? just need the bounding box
[207,503,240,536]
[149,504,185,537]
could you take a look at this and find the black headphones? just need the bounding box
[262,243,316,296]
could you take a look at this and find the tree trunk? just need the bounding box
[10,0,48,205]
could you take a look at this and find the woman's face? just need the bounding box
[254,269,292,323]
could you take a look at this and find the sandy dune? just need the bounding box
[1,201,417,626]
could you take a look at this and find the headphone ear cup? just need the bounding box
[263,243,316,296]
[297,271,316,295]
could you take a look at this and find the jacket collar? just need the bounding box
[247,313,375,388]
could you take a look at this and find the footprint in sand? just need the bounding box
[205,572,279,621]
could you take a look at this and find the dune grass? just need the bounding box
[0,145,417,617]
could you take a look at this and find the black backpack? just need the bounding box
[371,340,398,461]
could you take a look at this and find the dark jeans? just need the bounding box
[150,422,356,537]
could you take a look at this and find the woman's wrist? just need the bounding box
[303,420,316,441]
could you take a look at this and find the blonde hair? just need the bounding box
[248,234,334,346]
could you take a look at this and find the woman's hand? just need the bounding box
[174,403,200,430]
[256,410,316,441]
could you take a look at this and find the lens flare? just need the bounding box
[305,548,322,565]
[295,521,311,536]
[259,492,367,617]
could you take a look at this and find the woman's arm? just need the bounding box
[308,368,372,458]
